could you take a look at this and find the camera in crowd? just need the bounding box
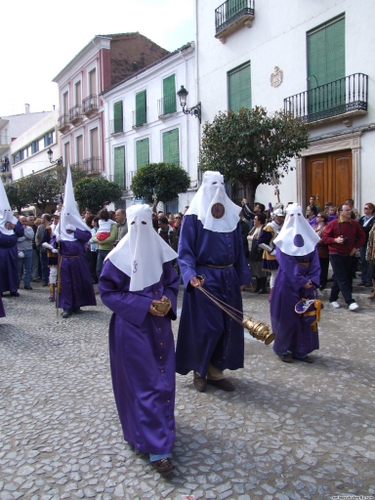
[340,235,349,244]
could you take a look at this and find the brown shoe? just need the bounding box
[193,372,207,392]
[207,378,235,391]
[279,353,293,363]
[152,458,175,475]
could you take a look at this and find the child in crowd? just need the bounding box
[96,209,117,242]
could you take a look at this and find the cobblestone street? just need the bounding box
[1,280,375,500]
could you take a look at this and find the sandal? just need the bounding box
[152,458,175,475]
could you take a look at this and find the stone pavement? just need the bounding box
[1,279,375,500]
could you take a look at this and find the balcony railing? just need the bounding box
[110,118,124,135]
[132,108,148,128]
[58,113,70,133]
[284,73,368,124]
[70,162,84,170]
[0,134,10,146]
[158,95,177,117]
[83,157,102,175]
[215,0,255,42]
[69,104,83,125]
[83,95,99,117]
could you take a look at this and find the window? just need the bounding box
[113,101,123,133]
[162,75,176,115]
[89,68,97,96]
[114,146,126,189]
[31,140,39,154]
[228,62,251,112]
[135,90,147,126]
[136,138,149,170]
[162,129,179,165]
[44,132,54,148]
[76,135,83,164]
[64,142,70,166]
[63,91,69,114]
[75,81,82,105]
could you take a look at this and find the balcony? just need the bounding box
[70,162,84,170]
[215,0,255,43]
[0,134,10,156]
[69,104,83,126]
[110,118,124,135]
[83,157,102,175]
[58,113,70,133]
[284,73,368,126]
[132,108,148,129]
[83,95,99,117]
[158,95,177,118]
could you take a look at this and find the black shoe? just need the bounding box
[61,309,72,318]
[10,292,20,297]
[24,285,33,290]
[72,307,82,314]
[207,378,235,391]
[257,289,267,294]
[42,282,48,287]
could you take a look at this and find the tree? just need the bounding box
[22,173,60,212]
[53,165,87,200]
[199,106,309,205]
[131,163,191,206]
[74,177,123,213]
[5,181,30,213]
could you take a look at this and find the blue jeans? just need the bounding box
[360,245,371,284]
[96,250,110,279]
[40,251,49,283]
[18,249,33,287]
[329,253,356,305]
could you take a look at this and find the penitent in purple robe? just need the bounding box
[176,215,252,377]
[99,260,179,455]
[0,297,5,318]
[0,221,24,294]
[271,247,321,358]
[53,229,96,310]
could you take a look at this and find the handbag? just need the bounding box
[250,238,262,262]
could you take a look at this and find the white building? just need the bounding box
[10,110,59,181]
[101,42,199,212]
[196,0,375,209]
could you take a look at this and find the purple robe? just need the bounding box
[271,247,321,358]
[0,297,5,317]
[0,221,24,294]
[53,229,96,310]
[99,260,179,455]
[176,215,252,377]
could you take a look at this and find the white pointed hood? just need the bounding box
[58,166,89,240]
[106,204,178,291]
[186,171,240,232]
[0,180,18,235]
[274,203,320,256]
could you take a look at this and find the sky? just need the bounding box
[1,0,195,117]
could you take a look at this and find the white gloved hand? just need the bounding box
[52,248,58,254]
[42,242,53,250]
[270,249,276,256]
[65,224,76,232]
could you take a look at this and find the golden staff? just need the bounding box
[196,286,275,345]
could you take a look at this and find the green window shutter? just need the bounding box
[114,146,125,189]
[163,129,179,165]
[113,101,123,133]
[307,16,345,113]
[163,75,176,114]
[135,91,147,126]
[136,138,149,170]
[228,62,251,112]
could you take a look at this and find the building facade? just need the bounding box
[101,42,199,212]
[196,0,375,210]
[52,33,169,179]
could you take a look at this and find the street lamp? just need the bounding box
[177,85,201,123]
[47,148,63,166]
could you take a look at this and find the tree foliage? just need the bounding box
[74,177,123,213]
[199,106,309,204]
[131,163,191,204]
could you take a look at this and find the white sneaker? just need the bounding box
[330,301,341,309]
[348,302,359,311]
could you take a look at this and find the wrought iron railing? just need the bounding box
[83,157,102,174]
[132,108,148,128]
[69,104,83,123]
[83,95,99,115]
[158,95,177,117]
[284,73,368,123]
[58,113,69,131]
[215,0,255,34]
[70,162,84,170]
[0,134,10,145]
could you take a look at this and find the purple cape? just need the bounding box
[271,247,321,357]
[0,222,24,293]
[175,215,252,377]
[54,229,96,310]
[99,259,179,455]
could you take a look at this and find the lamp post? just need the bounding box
[47,148,63,166]
[177,85,201,123]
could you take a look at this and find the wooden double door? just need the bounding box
[306,150,352,209]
